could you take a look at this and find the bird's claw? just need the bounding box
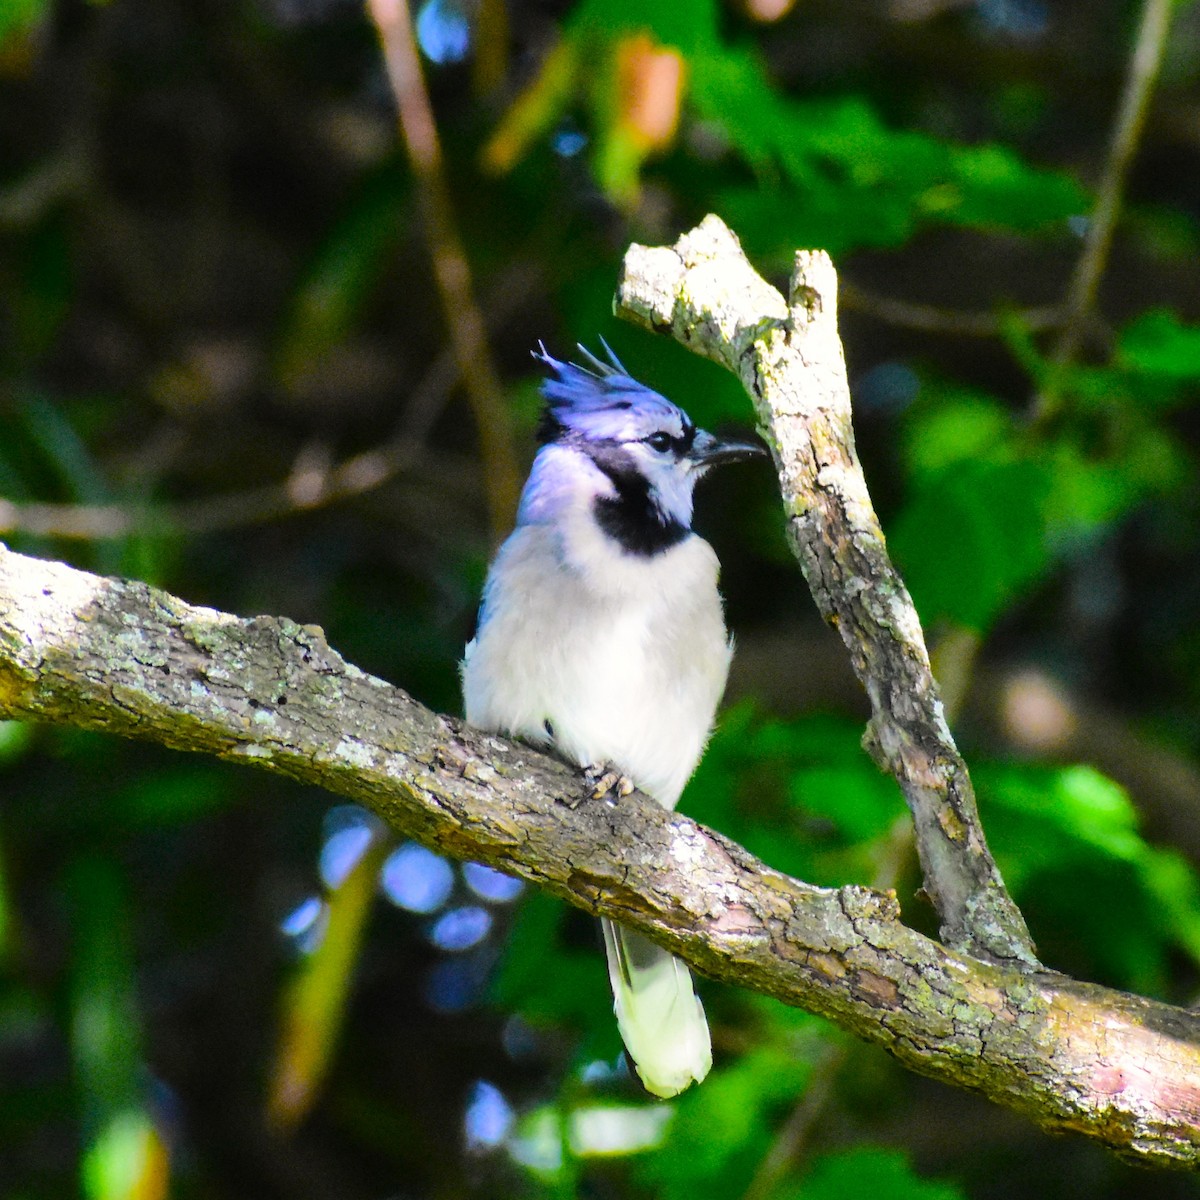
[583,763,635,802]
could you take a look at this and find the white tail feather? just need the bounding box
[601,918,712,1098]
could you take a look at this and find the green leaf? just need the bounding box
[889,459,1052,631]
[82,1108,168,1200]
[110,764,235,827]
[719,180,918,261]
[943,140,1086,231]
[635,1037,825,1200]
[66,854,170,1199]
[789,765,904,845]
[490,890,614,1041]
[569,0,721,53]
[979,763,1200,993]
[686,707,904,887]
[512,4,1087,257]
[0,0,47,45]
[1118,309,1200,381]
[67,857,142,1122]
[785,1147,965,1200]
[0,720,33,765]
[901,387,1013,478]
[983,764,1143,871]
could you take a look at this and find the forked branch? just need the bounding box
[615,214,1036,966]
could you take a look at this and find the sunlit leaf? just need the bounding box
[82,1109,170,1200]
[980,763,1200,992]
[591,34,686,208]
[482,38,581,174]
[901,388,1012,477]
[267,830,393,1129]
[67,856,169,1200]
[890,459,1052,632]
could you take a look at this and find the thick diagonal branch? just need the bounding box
[1,543,1199,1167]
[614,215,1036,966]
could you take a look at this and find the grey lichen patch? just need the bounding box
[462,759,497,784]
[839,884,902,924]
[229,742,275,760]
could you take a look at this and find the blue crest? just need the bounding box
[534,342,693,445]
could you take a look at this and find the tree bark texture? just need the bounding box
[1,542,1199,1167]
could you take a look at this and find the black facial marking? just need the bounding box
[536,408,567,445]
[586,443,688,557]
[643,421,695,457]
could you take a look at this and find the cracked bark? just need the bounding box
[1,542,1199,1167]
[614,214,1035,968]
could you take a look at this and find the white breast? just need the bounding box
[462,522,732,809]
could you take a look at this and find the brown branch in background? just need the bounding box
[0,267,538,543]
[740,1037,847,1200]
[2,542,1200,1166]
[615,215,1037,967]
[1033,0,1175,423]
[366,0,522,539]
[839,282,1062,338]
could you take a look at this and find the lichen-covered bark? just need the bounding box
[615,215,1036,967]
[1,543,1199,1167]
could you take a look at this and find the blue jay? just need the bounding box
[462,342,763,1097]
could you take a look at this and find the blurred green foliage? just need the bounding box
[3,0,1200,1198]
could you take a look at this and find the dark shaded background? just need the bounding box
[3,0,1200,1197]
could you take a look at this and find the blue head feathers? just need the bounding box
[533,342,695,448]
[522,341,765,555]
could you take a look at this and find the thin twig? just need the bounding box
[1033,0,1175,423]
[740,1038,849,1200]
[0,266,538,543]
[366,0,522,540]
[840,282,1061,338]
[0,441,423,541]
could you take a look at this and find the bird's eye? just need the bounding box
[646,432,673,453]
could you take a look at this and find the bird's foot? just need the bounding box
[583,762,636,802]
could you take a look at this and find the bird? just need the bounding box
[461,341,764,1098]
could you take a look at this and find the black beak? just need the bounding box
[688,429,768,470]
